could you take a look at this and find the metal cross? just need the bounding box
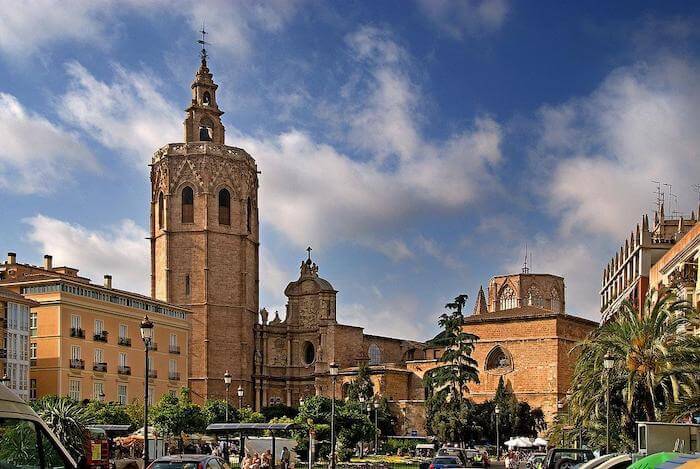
[198,21,209,62]
[306,246,312,261]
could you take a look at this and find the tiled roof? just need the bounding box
[462,306,598,326]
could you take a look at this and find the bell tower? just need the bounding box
[150,47,259,403]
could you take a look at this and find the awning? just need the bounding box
[206,423,298,432]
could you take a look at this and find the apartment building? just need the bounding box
[0,284,36,401]
[0,253,190,404]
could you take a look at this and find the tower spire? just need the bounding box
[198,21,209,66]
[522,243,530,274]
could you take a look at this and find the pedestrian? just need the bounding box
[281,446,291,469]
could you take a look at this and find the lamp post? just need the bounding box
[374,401,380,456]
[603,352,615,454]
[557,400,565,446]
[237,385,244,409]
[224,370,232,422]
[495,405,500,460]
[140,315,154,467]
[359,395,366,458]
[329,362,339,469]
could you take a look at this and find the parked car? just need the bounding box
[0,383,78,468]
[577,454,632,469]
[437,447,488,466]
[544,449,595,469]
[148,454,230,469]
[430,455,465,469]
[526,453,547,469]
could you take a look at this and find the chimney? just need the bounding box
[43,255,53,270]
[7,252,16,264]
[104,275,112,289]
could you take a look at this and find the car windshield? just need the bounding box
[0,417,69,468]
[435,457,460,464]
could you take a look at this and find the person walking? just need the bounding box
[281,447,291,469]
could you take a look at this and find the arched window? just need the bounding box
[526,286,545,308]
[199,118,213,141]
[551,288,561,312]
[218,189,230,225]
[498,285,517,311]
[303,341,316,365]
[157,192,164,229]
[368,344,381,365]
[182,186,194,223]
[485,345,512,373]
[246,197,252,233]
[202,91,211,106]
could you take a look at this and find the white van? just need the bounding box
[0,384,78,468]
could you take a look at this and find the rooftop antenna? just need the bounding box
[522,243,530,274]
[652,180,664,215]
[197,21,209,64]
[663,183,681,218]
[693,184,700,204]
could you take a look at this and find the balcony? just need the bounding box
[169,344,180,354]
[69,358,85,370]
[168,372,181,381]
[93,331,108,343]
[118,337,132,347]
[70,327,85,339]
[147,342,158,352]
[148,369,158,379]
[30,359,37,366]
[118,365,131,375]
[93,362,107,372]
[0,349,6,359]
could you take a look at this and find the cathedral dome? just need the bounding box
[284,252,336,296]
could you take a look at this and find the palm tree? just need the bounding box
[568,289,700,448]
[32,396,94,461]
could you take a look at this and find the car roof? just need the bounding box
[155,454,212,462]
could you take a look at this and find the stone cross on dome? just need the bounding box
[197,21,209,65]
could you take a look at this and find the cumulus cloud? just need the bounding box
[539,57,700,238]
[23,215,150,294]
[415,0,509,39]
[58,62,181,166]
[0,93,96,194]
[0,0,304,59]
[338,299,433,341]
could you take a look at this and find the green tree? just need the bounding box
[124,400,145,429]
[151,388,206,447]
[261,403,299,421]
[346,361,374,402]
[84,400,132,427]
[203,399,238,425]
[568,290,700,450]
[238,407,265,423]
[424,294,480,403]
[31,395,93,461]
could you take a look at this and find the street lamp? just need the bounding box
[224,370,232,422]
[329,362,339,469]
[557,400,565,446]
[495,405,500,460]
[299,397,305,407]
[140,315,154,467]
[603,352,615,454]
[373,400,380,456]
[237,385,244,409]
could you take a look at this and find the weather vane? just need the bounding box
[198,21,209,64]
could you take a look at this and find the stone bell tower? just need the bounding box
[150,48,259,403]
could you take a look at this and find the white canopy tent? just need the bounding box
[504,437,534,448]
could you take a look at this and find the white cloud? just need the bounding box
[58,62,181,166]
[338,299,432,341]
[540,57,700,238]
[417,236,466,271]
[23,215,150,294]
[415,0,509,39]
[0,93,96,194]
[0,0,304,59]
[0,0,108,57]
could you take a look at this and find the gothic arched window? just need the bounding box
[526,286,545,308]
[498,285,517,311]
[303,341,316,365]
[158,192,164,229]
[218,189,230,225]
[551,288,561,312]
[202,91,211,106]
[485,345,513,373]
[368,343,381,365]
[182,186,194,223]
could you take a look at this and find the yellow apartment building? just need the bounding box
[0,253,190,404]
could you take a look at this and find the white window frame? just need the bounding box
[70,345,81,360]
[118,384,127,405]
[68,379,81,400]
[119,352,127,367]
[30,342,37,359]
[94,348,104,364]
[93,382,104,401]
[70,314,81,330]
[94,319,104,335]
[119,324,128,339]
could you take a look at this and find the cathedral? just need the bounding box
[147,51,597,434]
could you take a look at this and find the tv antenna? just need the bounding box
[522,243,530,274]
[692,184,700,204]
[652,180,664,215]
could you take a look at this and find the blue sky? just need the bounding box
[2,1,700,340]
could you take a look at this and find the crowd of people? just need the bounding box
[240,448,292,469]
